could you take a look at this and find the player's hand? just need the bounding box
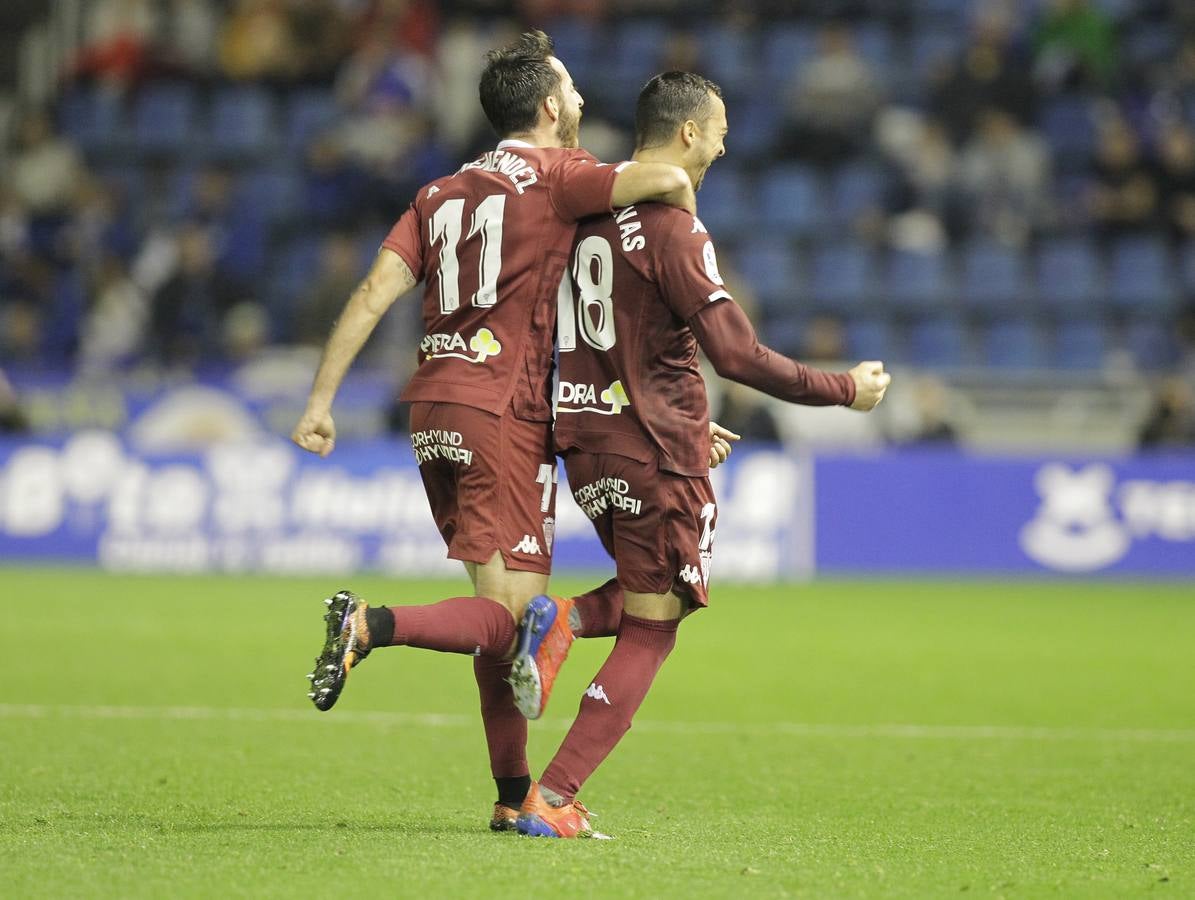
[292,407,336,457]
[848,361,891,412]
[708,421,741,468]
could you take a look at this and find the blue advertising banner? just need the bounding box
[2,435,1192,576]
[814,449,1195,575]
[0,434,809,581]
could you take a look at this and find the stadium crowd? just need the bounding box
[1,0,1194,443]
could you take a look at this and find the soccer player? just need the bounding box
[512,72,891,838]
[290,32,699,830]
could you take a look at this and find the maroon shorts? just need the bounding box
[408,402,557,574]
[561,449,718,608]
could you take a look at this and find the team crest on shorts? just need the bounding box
[542,517,555,553]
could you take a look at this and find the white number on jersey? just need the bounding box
[429,194,507,314]
[558,235,616,352]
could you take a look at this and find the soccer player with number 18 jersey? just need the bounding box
[513,72,893,838]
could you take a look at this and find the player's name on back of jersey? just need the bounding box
[459,150,538,193]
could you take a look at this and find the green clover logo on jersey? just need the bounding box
[469,328,502,363]
[600,380,630,414]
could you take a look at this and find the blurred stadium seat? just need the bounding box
[908,315,967,367]
[208,85,276,159]
[884,248,952,314]
[133,83,198,156]
[1053,320,1110,370]
[982,318,1049,370]
[960,240,1030,313]
[809,242,874,311]
[759,165,824,237]
[1107,236,1175,313]
[1036,237,1104,312]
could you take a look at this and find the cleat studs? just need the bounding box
[325,598,333,606]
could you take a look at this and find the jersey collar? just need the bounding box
[496,139,535,150]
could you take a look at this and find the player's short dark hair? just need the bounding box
[479,30,561,138]
[634,71,723,150]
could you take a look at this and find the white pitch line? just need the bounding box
[2,703,1194,744]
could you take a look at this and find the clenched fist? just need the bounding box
[708,421,741,468]
[848,361,892,411]
[292,408,337,457]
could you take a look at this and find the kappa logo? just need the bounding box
[679,564,702,585]
[511,534,542,555]
[420,327,502,364]
[542,517,555,554]
[584,682,611,705]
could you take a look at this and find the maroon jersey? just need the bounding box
[382,141,624,421]
[556,205,854,476]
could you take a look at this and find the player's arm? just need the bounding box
[609,163,696,215]
[690,300,891,411]
[292,248,417,457]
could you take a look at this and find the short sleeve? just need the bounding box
[547,151,622,222]
[654,213,733,322]
[380,202,425,280]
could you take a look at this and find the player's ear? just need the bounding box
[681,120,697,148]
[544,93,560,123]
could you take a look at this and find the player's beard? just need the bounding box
[556,105,581,148]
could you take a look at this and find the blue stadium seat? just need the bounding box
[908,316,967,367]
[237,165,301,224]
[884,248,952,313]
[1039,96,1097,166]
[982,319,1049,369]
[1180,240,1195,293]
[133,83,198,155]
[737,240,801,310]
[693,166,751,237]
[809,242,875,310]
[759,165,824,236]
[909,28,964,79]
[209,85,276,158]
[1108,236,1174,313]
[58,87,125,153]
[1125,320,1179,371]
[1125,22,1178,66]
[607,20,668,96]
[727,96,779,159]
[827,164,884,230]
[286,89,339,154]
[1053,321,1109,370]
[1036,237,1103,311]
[960,241,1029,312]
[845,315,894,360]
[854,22,895,72]
[698,23,756,94]
[761,24,817,82]
[545,17,598,77]
[269,235,323,320]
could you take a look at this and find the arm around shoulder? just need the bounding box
[610,162,696,214]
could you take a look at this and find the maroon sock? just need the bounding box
[539,614,678,802]
[474,655,528,781]
[571,578,624,638]
[385,597,516,657]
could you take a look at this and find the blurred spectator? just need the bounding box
[778,22,883,165]
[79,254,147,372]
[219,0,298,82]
[149,223,248,366]
[302,136,370,226]
[295,232,361,345]
[1156,122,1195,244]
[1087,117,1160,238]
[0,369,30,433]
[1137,376,1195,448]
[876,110,959,247]
[932,4,1036,143]
[160,0,220,77]
[222,301,271,362]
[434,18,497,152]
[1033,0,1118,91]
[902,375,958,445]
[0,302,43,365]
[957,108,1051,246]
[72,0,158,88]
[715,381,783,443]
[5,110,84,218]
[287,0,352,84]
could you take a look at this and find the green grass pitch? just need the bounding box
[2,569,1192,898]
